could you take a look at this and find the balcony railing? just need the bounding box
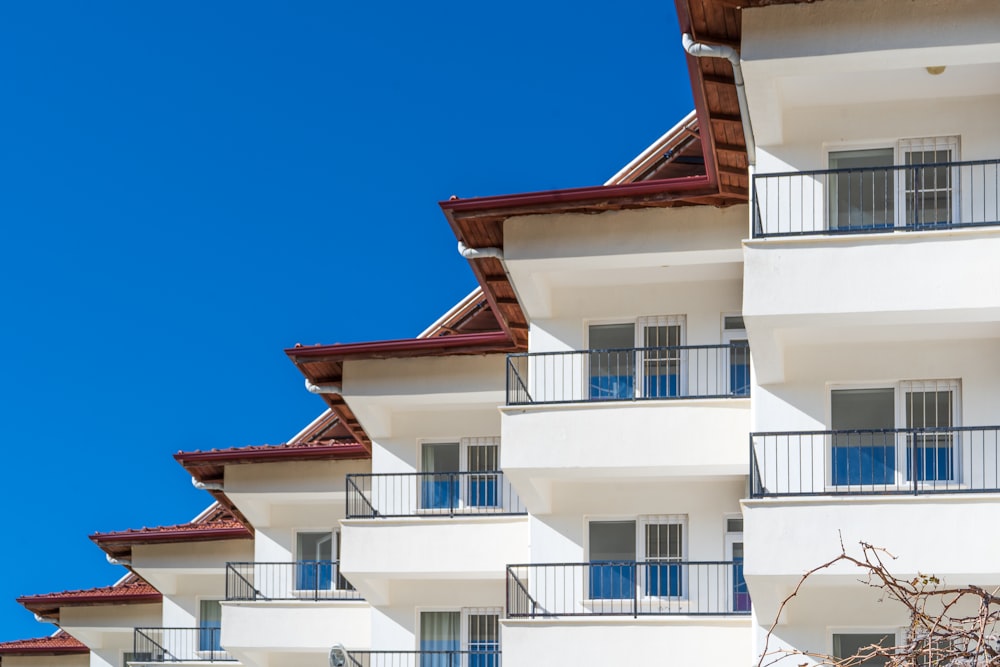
[505,561,750,618]
[346,471,526,519]
[752,158,1000,237]
[345,651,501,667]
[132,628,235,663]
[750,426,1000,497]
[506,343,750,406]
[225,561,362,601]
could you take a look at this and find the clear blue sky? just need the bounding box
[0,1,692,641]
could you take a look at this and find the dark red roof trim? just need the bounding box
[17,581,162,619]
[439,175,714,214]
[175,440,368,466]
[90,521,250,545]
[285,330,515,361]
[0,631,89,656]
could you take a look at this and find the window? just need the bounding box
[588,316,686,400]
[901,137,958,227]
[420,438,501,511]
[830,381,959,488]
[833,632,895,667]
[421,442,461,510]
[827,137,959,231]
[723,315,749,397]
[419,609,500,667]
[587,516,686,600]
[295,531,334,591]
[198,600,222,652]
[829,148,895,231]
[726,516,750,613]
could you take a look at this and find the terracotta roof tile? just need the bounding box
[17,579,161,619]
[89,505,252,560]
[0,631,89,655]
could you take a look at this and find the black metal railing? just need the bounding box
[505,343,751,405]
[505,561,750,618]
[346,471,526,518]
[750,426,1000,497]
[132,627,235,662]
[346,651,501,667]
[225,561,362,601]
[752,158,1000,237]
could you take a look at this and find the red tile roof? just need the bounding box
[17,578,161,620]
[176,440,368,472]
[0,631,89,656]
[90,505,252,560]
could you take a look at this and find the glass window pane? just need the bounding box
[831,388,896,486]
[589,324,634,350]
[829,148,895,230]
[833,633,892,666]
[589,521,636,561]
[589,324,636,399]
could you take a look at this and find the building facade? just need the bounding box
[4,1,1000,666]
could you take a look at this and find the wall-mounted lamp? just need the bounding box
[926,66,946,76]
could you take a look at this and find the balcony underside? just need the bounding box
[340,517,529,606]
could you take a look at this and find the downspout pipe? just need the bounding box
[106,554,132,567]
[305,379,343,395]
[682,33,756,166]
[457,241,503,261]
[192,477,224,492]
[456,241,530,336]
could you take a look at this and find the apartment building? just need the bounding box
[4,1,999,666]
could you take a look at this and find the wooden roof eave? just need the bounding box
[676,0,751,198]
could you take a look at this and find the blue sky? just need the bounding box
[0,1,692,641]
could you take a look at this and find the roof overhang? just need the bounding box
[17,585,162,621]
[90,523,252,562]
[0,633,90,656]
[176,441,370,486]
[285,331,519,452]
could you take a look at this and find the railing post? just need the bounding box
[449,473,455,517]
[912,429,920,496]
[633,561,639,619]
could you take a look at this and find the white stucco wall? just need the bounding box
[502,618,751,667]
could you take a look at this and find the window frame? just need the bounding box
[584,514,688,602]
[417,437,503,512]
[824,136,961,231]
[829,628,902,666]
[416,606,502,654]
[826,379,962,490]
[585,315,687,400]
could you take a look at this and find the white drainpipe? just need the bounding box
[192,477,224,492]
[457,241,503,261]
[106,553,132,567]
[306,379,343,395]
[682,33,757,166]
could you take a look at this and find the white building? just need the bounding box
[5,1,1000,666]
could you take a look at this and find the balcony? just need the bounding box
[752,158,1000,238]
[341,472,529,604]
[345,651,500,667]
[750,426,1000,497]
[131,628,235,663]
[219,563,370,666]
[506,343,750,405]
[505,561,749,618]
[744,426,1000,598]
[745,159,1000,382]
[500,345,750,511]
[346,472,526,518]
[225,561,361,601]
